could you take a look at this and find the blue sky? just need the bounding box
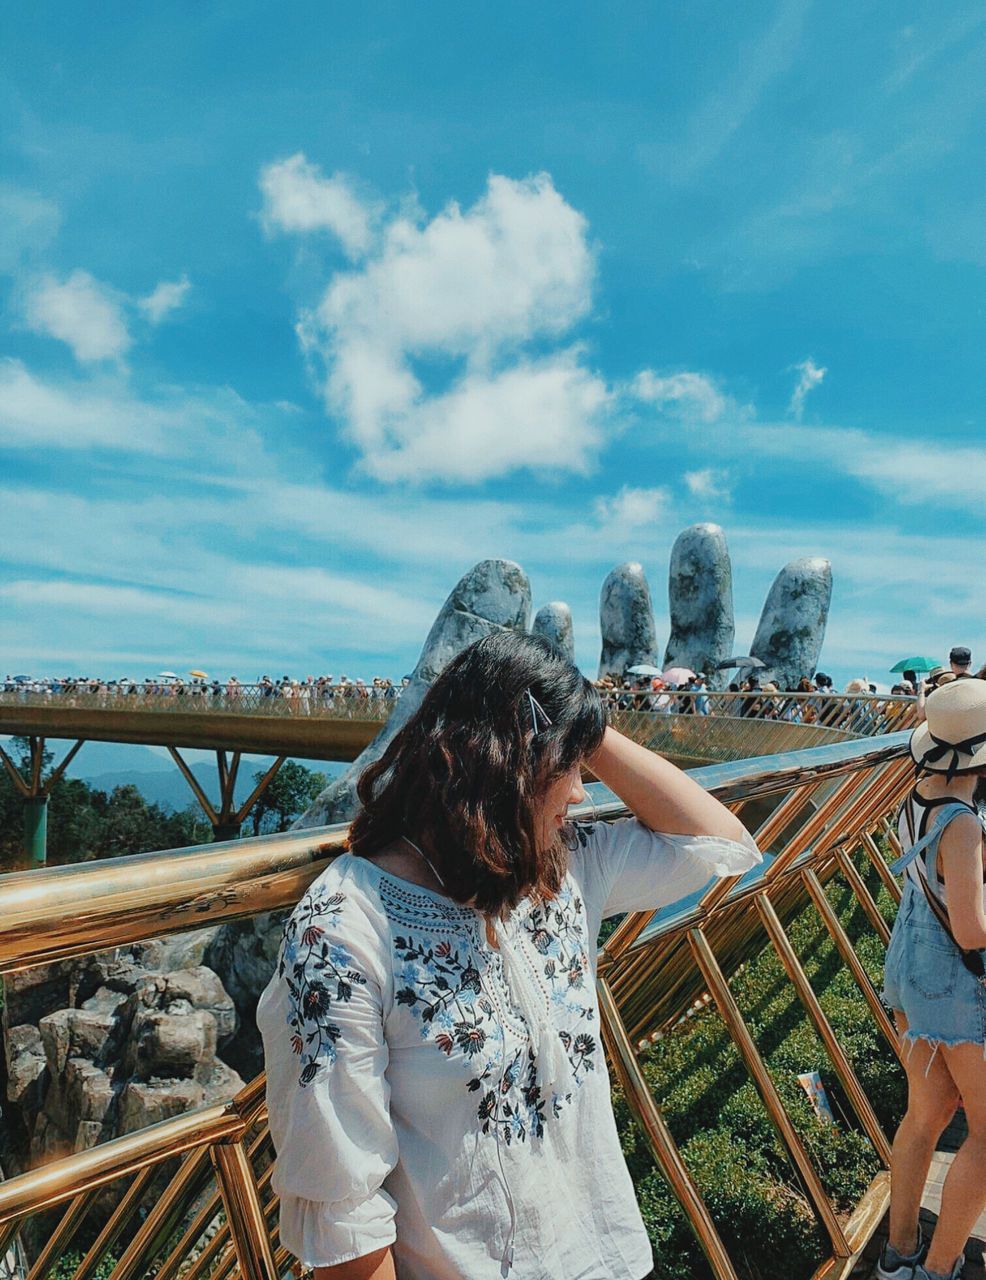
[3,1,986,689]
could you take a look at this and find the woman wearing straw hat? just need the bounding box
[876,679,986,1280]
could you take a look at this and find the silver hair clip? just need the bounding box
[526,689,553,736]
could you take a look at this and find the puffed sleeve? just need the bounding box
[256,861,398,1267]
[569,816,762,937]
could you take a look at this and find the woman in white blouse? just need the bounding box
[258,632,760,1280]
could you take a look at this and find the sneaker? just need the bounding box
[873,1227,927,1279]
[913,1260,964,1280]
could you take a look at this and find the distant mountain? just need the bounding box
[80,765,267,813]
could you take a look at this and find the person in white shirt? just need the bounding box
[258,632,760,1280]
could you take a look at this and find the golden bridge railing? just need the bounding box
[0,686,915,735]
[0,683,395,723]
[0,731,914,1280]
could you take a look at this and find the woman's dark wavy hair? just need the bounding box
[347,631,606,916]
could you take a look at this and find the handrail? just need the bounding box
[0,684,915,736]
[0,728,918,1280]
[0,733,910,975]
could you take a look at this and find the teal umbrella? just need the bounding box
[889,656,941,673]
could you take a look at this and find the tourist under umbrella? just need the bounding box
[889,656,941,674]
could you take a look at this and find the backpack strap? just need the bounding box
[888,799,982,896]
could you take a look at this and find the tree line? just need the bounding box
[0,739,328,872]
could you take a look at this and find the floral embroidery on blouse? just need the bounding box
[388,875,598,1140]
[280,887,367,1087]
[521,883,592,1005]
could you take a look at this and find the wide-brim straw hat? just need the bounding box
[909,677,986,778]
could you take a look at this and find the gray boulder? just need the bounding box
[750,557,832,689]
[598,562,659,681]
[532,602,575,662]
[295,558,531,828]
[19,961,243,1168]
[664,524,734,688]
[5,1024,46,1110]
[38,1008,119,1077]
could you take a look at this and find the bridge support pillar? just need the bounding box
[212,821,242,843]
[23,796,48,869]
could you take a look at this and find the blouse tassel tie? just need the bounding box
[490,916,573,1097]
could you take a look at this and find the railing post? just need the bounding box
[211,1138,278,1280]
[23,796,48,869]
[597,975,740,1280]
[687,926,850,1256]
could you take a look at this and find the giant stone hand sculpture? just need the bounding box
[601,533,832,690]
[750,557,832,689]
[533,601,575,662]
[295,558,532,828]
[598,562,659,680]
[663,524,734,688]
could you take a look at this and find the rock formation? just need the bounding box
[2,940,242,1172]
[598,562,659,681]
[750,556,832,689]
[532,602,575,662]
[664,524,734,687]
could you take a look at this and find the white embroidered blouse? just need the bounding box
[257,817,761,1279]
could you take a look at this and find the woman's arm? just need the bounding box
[314,1248,396,1280]
[586,726,746,842]
[940,815,986,951]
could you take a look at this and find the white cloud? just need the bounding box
[788,358,826,418]
[364,353,609,483]
[593,485,670,533]
[632,370,727,423]
[139,275,191,323]
[0,187,61,272]
[23,270,131,362]
[846,442,986,507]
[0,359,166,450]
[259,153,375,258]
[684,468,732,503]
[300,170,602,482]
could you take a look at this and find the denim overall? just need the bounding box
[882,800,986,1053]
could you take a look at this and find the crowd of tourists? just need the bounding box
[0,673,411,712]
[595,668,881,726]
[5,646,981,730]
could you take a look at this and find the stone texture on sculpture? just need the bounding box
[750,557,832,689]
[532,602,575,662]
[295,558,531,829]
[664,524,734,688]
[598,562,659,681]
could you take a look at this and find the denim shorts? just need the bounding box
[882,884,986,1049]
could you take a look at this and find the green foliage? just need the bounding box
[0,739,213,871]
[48,1251,117,1280]
[250,760,328,834]
[618,850,905,1280]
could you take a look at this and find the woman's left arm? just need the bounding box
[586,726,746,841]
